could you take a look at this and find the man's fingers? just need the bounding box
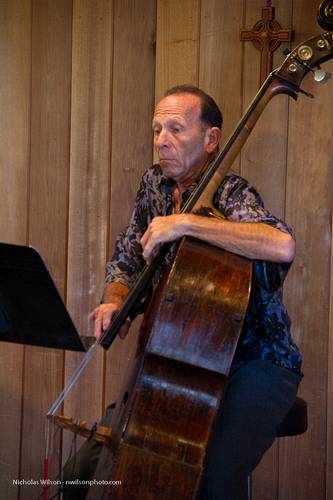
[93,315,103,340]
[102,311,113,333]
[89,307,98,321]
[140,228,154,262]
[91,299,131,341]
[142,244,152,264]
[140,228,149,248]
[141,216,181,264]
[141,228,161,264]
[92,305,116,340]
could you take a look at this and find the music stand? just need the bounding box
[0,242,91,352]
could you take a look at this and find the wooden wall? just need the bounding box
[0,1,332,499]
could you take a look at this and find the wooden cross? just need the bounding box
[240,5,294,86]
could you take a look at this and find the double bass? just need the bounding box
[48,2,333,498]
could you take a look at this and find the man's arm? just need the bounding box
[93,169,155,340]
[91,282,129,340]
[140,213,295,264]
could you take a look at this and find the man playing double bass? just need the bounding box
[65,86,302,500]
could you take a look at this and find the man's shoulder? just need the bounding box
[222,171,252,189]
[214,170,266,215]
[220,171,261,200]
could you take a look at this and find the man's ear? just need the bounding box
[205,127,221,153]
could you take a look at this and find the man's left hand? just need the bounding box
[140,214,189,264]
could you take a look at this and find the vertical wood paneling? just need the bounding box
[0,0,30,243]
[155,0,200,102]
[0,1,31,498]
[28,0,72,291]
[20,1,72,497]
[244,2,293,497]
[327,207,333,500]
[0,1,332,499]
[109,0,156,247]
[63,0,113,459]
[104,0,157,409]
[199,0,244,170]
[282,0,333,497]
[241,0,292,219]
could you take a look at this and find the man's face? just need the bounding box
[152,93,211,185]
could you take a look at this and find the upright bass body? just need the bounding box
[88,237,251,499]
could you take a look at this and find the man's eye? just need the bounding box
[172,127,181,133]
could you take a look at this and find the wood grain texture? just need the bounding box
[0,1,332,498]
[104,0,156,417]
[239,3,293,498]
[155,0,200,103]
[109,0,156,246]
[0,0,30,243]
[282,1,333,498]
[327,206,333,500]
[241,0,292,220]
[0,1,31,498]
[199,0,244,172]
[20,1,72,498]
[63,0,113,460]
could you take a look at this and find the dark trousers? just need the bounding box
[62,359,301,500]
[198,360,302,499]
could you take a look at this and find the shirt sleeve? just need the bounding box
[104,173,151,290]
[214,173,294,236]
[214,173,294,291]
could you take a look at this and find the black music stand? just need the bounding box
[0,242,91,352]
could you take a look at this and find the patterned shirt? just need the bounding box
[105,164,302,374]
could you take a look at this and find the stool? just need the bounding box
[247,396,308,499]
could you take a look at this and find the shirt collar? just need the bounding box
[157,161,212,196]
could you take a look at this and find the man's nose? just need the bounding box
[155,129,170,149]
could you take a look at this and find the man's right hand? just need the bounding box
[91,282,130,341]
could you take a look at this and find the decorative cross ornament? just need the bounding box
[240,3,294,86]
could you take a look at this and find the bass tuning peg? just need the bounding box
[314,67,332,83]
